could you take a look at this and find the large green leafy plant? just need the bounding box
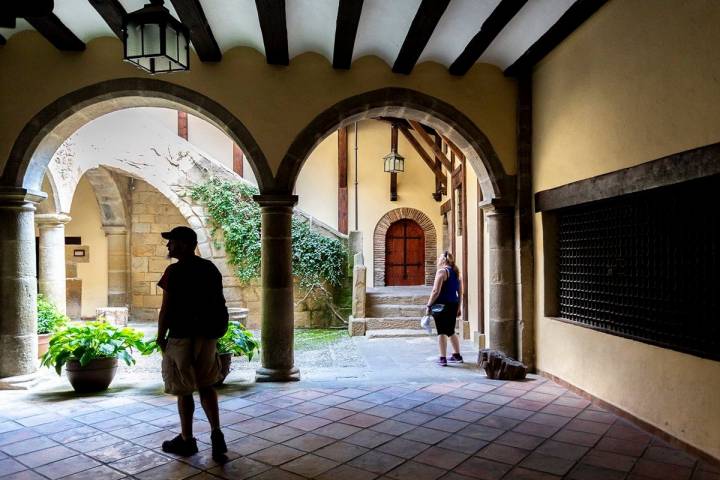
[41,321,155,375]
[190,178,347,290]
[217,322,260,359]
[37,294,68,334]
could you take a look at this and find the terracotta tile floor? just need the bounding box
[0,377,717,479]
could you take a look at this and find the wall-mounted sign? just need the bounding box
[73,249,86,257]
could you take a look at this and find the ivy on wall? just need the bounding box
[190,178,346,291]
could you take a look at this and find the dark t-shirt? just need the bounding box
[158,255,227,338]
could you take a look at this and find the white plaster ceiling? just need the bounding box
[0,0,582,72]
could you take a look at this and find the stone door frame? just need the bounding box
[374,208,437,287]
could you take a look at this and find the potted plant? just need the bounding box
[216,322,260,384]
[40,321,155,392]
[37,294,68,358]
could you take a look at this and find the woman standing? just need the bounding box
[425,251,463,366]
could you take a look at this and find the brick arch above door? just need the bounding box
[374,208,437,287]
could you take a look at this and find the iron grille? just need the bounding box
[557,175,720,360]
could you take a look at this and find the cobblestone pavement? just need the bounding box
[0,327,716,479]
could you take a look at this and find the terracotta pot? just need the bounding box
[216,352,232,386]
[65,357,118,393]
[37,333,51,358]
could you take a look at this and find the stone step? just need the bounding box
[366,304,427,318]
[364,316,425,331]
[365,329,431,339]
[366,293,431,306]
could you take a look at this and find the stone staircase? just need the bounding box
[362,286,432,338]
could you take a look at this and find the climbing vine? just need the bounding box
[190,178,346,291]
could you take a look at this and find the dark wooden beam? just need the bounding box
[398,125,447,186]
[392,0,450,75]
[433,134,443,201]
[408,120,452,171]
[333,0,363,69]
[0,33,5,45]
[25,13,85,51]
[1,1,53,28]
[233,144,244,177]
[88,0,126,39]
[505,0,608,77]
[338,127,349,233]
[390,125,398,201]
[440,134,465,161]
[449,0,527,76]
[170,0,222,61]
[255,0,289,66]
[177,111,188,139]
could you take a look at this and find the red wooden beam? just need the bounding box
[233,143,244,177]
[177,111,188,140]
[338,127,348,233]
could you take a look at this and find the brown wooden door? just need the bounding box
[385,219,425,285]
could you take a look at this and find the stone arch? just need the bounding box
[374,208,437,287]
[0,78,273,193]
[276,87,512,202]
[83,167,128,229]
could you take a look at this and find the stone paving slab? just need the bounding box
[1,374,716,479]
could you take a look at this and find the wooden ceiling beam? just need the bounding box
[408,120,452,171]
[505,0,608,77]
[25,13,85,51]
[398,125,447,186]
[88,0,126,39]
[170,0,222,62]
[392,0,450,75]
[0,33,6,45]
[440,134,465,161]
[332,0,363,69]
[255,0,289,66]
[449,0,528,76]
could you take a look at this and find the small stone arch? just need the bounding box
[373,208,437,287]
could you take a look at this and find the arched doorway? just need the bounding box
[385,219,425,286]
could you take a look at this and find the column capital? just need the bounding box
[35,213,72,226]
[479,198,515,215]
[0,186,47,209]
[102,225,128,235]
[253,194,298,208]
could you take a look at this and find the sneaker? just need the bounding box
[437,357,447,366]
[162,434,198,457]
[448,354,464,364]
[211,429,228,463]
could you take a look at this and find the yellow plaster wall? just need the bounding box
[65,176,108,318]
[0,34,516,181]
[533,0,720,459]
[295,131,339,229]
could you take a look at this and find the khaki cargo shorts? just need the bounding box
[161,337,222,395]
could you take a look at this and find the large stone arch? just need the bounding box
[373,208,437,287]
[275,87,513,202]
[0,78,273,193]
[83,167,128,229]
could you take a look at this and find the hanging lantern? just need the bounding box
[384,124,405,173]
[383,150,405,173]
[123,0,190,74]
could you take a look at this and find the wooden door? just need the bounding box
[385,219,425,285]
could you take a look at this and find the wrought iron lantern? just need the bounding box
[123,0,190,74]
[383,150,405,173]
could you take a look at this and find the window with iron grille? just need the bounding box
[556,174,720,360]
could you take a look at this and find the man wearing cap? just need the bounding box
[156,226,228,462]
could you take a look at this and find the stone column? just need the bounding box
[486,206,517,357]
[253,194,300,382]
[35,213,71,314]
[104,226,129,307]
[0,187,45,379]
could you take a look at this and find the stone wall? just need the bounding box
[128,179,347,328]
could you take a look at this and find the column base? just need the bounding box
[255,366,300,382]
[0,372,43,390]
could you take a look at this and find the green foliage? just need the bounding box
[217,322,260,360]
[40,321,156,376]
[37,294,68,334]
[190,178,347,290]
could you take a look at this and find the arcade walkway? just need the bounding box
[0,342,715,480]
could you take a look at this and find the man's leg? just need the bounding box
[449,334,461,355]
[178,394,195,440]
[199,386,220,430]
